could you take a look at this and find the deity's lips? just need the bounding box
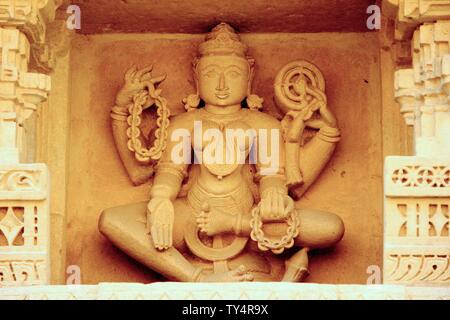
[215,92,230,99]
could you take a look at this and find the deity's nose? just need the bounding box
[217,72,228,91]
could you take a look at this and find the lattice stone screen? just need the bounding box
[384,157,450,285]
[0,164,50,285]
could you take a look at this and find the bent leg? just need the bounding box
[98,200,201,282]
[283,210,345,282]
[238,208,344,282]
[294,209,345,249]
[255,209,344,249]
[283,209,344,282]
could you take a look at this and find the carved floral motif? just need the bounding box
[0,170,39,192]
[391,166,450,188]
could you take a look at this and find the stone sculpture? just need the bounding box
[99,23,344,282]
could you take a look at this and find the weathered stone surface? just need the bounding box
[72,0,376,34]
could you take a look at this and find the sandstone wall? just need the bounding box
[66,32,382,284]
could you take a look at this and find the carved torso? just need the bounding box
[163,107,284,199]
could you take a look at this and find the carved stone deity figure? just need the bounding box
[99,23,344,282]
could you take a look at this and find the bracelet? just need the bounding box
[156,163,188,181]
[260,186,287,200]
[110,105,129,121]
[317,126,341,143]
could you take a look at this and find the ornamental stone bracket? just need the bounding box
[394,21,450,157]
[383,0,450,40]
[383,0,450,286]
[0,27,51,164]
[0,0,64,287]
[0,0,67,73]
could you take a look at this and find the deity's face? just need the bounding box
[197,55,250,107]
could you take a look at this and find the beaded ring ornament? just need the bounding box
[126,82,170,163]
[250,196,300,254]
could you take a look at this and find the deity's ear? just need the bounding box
[183,57,201,112]
[246,57,264,111]
[247,57,255,95]
[192,57,200,91]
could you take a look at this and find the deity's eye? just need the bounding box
[204,70,219,78]
[227,70,241,79]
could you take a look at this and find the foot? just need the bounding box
[281,266,309,282]
[199,265,254,282]
[281,248,310,282]
[196,205,234,236]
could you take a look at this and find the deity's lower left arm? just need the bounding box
[289,125,341,199]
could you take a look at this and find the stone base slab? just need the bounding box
[0,283,448,300]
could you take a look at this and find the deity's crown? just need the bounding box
[199,22,248,57]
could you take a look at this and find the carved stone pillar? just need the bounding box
[0,0,61,286]
[383,1,450,286]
